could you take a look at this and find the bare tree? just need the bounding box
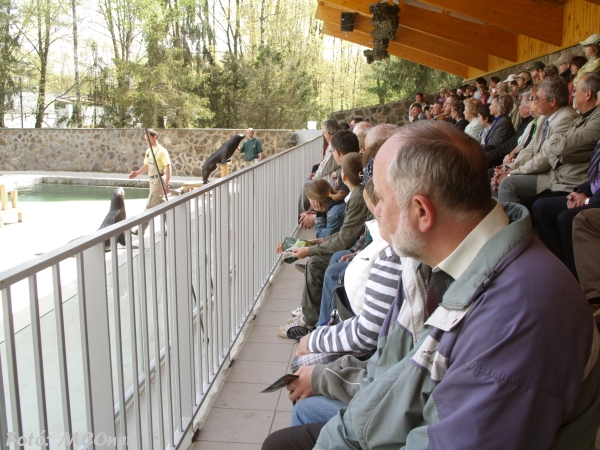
[71,0,81,126]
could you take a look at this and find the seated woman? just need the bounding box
[482,93,516,148]
[479,85,490,104]
[305,179,346,239]
[424,105,433,119]
[463,97,483,141]
[451,100,469,131]
[569,56,588,105]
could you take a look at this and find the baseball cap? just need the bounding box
[525,61,545,71]
[580,34,600,46]
[504,74,517,82]
[517,71,532,81]
[552,53,574,66]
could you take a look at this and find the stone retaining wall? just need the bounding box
[330,99,414,127]
[0,129,297,177]
[329,94,436,127]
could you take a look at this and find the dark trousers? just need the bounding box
[532,195,600,277]
[521,189,569,217]
[573,209,600,301]
[262,423,326,450]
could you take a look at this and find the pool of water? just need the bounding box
[17,184,149,202]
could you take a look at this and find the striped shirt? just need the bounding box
[307,247,402,353]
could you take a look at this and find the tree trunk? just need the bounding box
[0,0,12,128]
[34,0,51,128]
[71,0,82,127]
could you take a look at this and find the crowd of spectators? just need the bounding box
[262,33,600,450]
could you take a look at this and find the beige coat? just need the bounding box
[510,106,579,192]
[547,106,600,192]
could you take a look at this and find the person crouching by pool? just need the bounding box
[128,128,171,235]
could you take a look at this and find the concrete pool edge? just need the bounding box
[0,170,203,190]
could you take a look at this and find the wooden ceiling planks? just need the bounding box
[320,0,519,61]
[316,4,489,70]
[321,22,470,77]
[417,0,564,46]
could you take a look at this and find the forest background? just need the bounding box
[0,0,461,129]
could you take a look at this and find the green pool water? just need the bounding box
[17,184,149,202]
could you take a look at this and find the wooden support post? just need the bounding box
[0,183,24,227]
[219,163,229,178]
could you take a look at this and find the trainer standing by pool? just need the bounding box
[128,128,171,235]
[239,128,263,167]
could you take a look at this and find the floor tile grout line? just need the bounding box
[267,390,283,436]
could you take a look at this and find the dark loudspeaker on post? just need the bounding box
[341,12,355,32]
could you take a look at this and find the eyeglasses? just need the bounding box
[536,97,549,102]
[531,97,538,102]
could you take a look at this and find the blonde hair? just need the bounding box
[464,97,482,116]
[305,179,346,208]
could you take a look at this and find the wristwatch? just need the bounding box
[584,198,590,205]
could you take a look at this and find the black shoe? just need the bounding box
[295,264,306,274]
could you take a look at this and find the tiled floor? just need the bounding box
[191,234,308,449]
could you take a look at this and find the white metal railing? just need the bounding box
[0,137,323,450]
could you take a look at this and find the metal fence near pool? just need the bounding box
[0,136,322,450]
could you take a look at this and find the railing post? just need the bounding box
[80,244,117,449]
[171,204,194,432]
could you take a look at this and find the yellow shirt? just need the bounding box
[143,144,171,174]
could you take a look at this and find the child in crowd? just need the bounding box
[305,179,347,239]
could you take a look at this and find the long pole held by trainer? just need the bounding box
[145,128,169,201]
[144,128,199,307]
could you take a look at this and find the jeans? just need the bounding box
[291,396,347,426]
[317,250,351,326]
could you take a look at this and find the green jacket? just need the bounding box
[308,184,370,257]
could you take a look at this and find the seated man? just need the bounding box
[497,78,578,206]
[573,208,600,305]
[522,74,600,215]
[532,74,600,277]
[431,101,446,121]
[443,94,460,125]
[279,150,370,338]
[263,120,600,450]
[409,103,426,122]
[352,121,373,154]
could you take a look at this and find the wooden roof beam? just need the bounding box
[316,4,489,70]
[321,23,470,78]
[417,0,563,46]
[320,0,518,61]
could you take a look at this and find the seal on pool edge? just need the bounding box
[202,134,245,183]
[100,187,127,251]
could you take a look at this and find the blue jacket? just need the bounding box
[315,203,600,450]
[315,200,346,239]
